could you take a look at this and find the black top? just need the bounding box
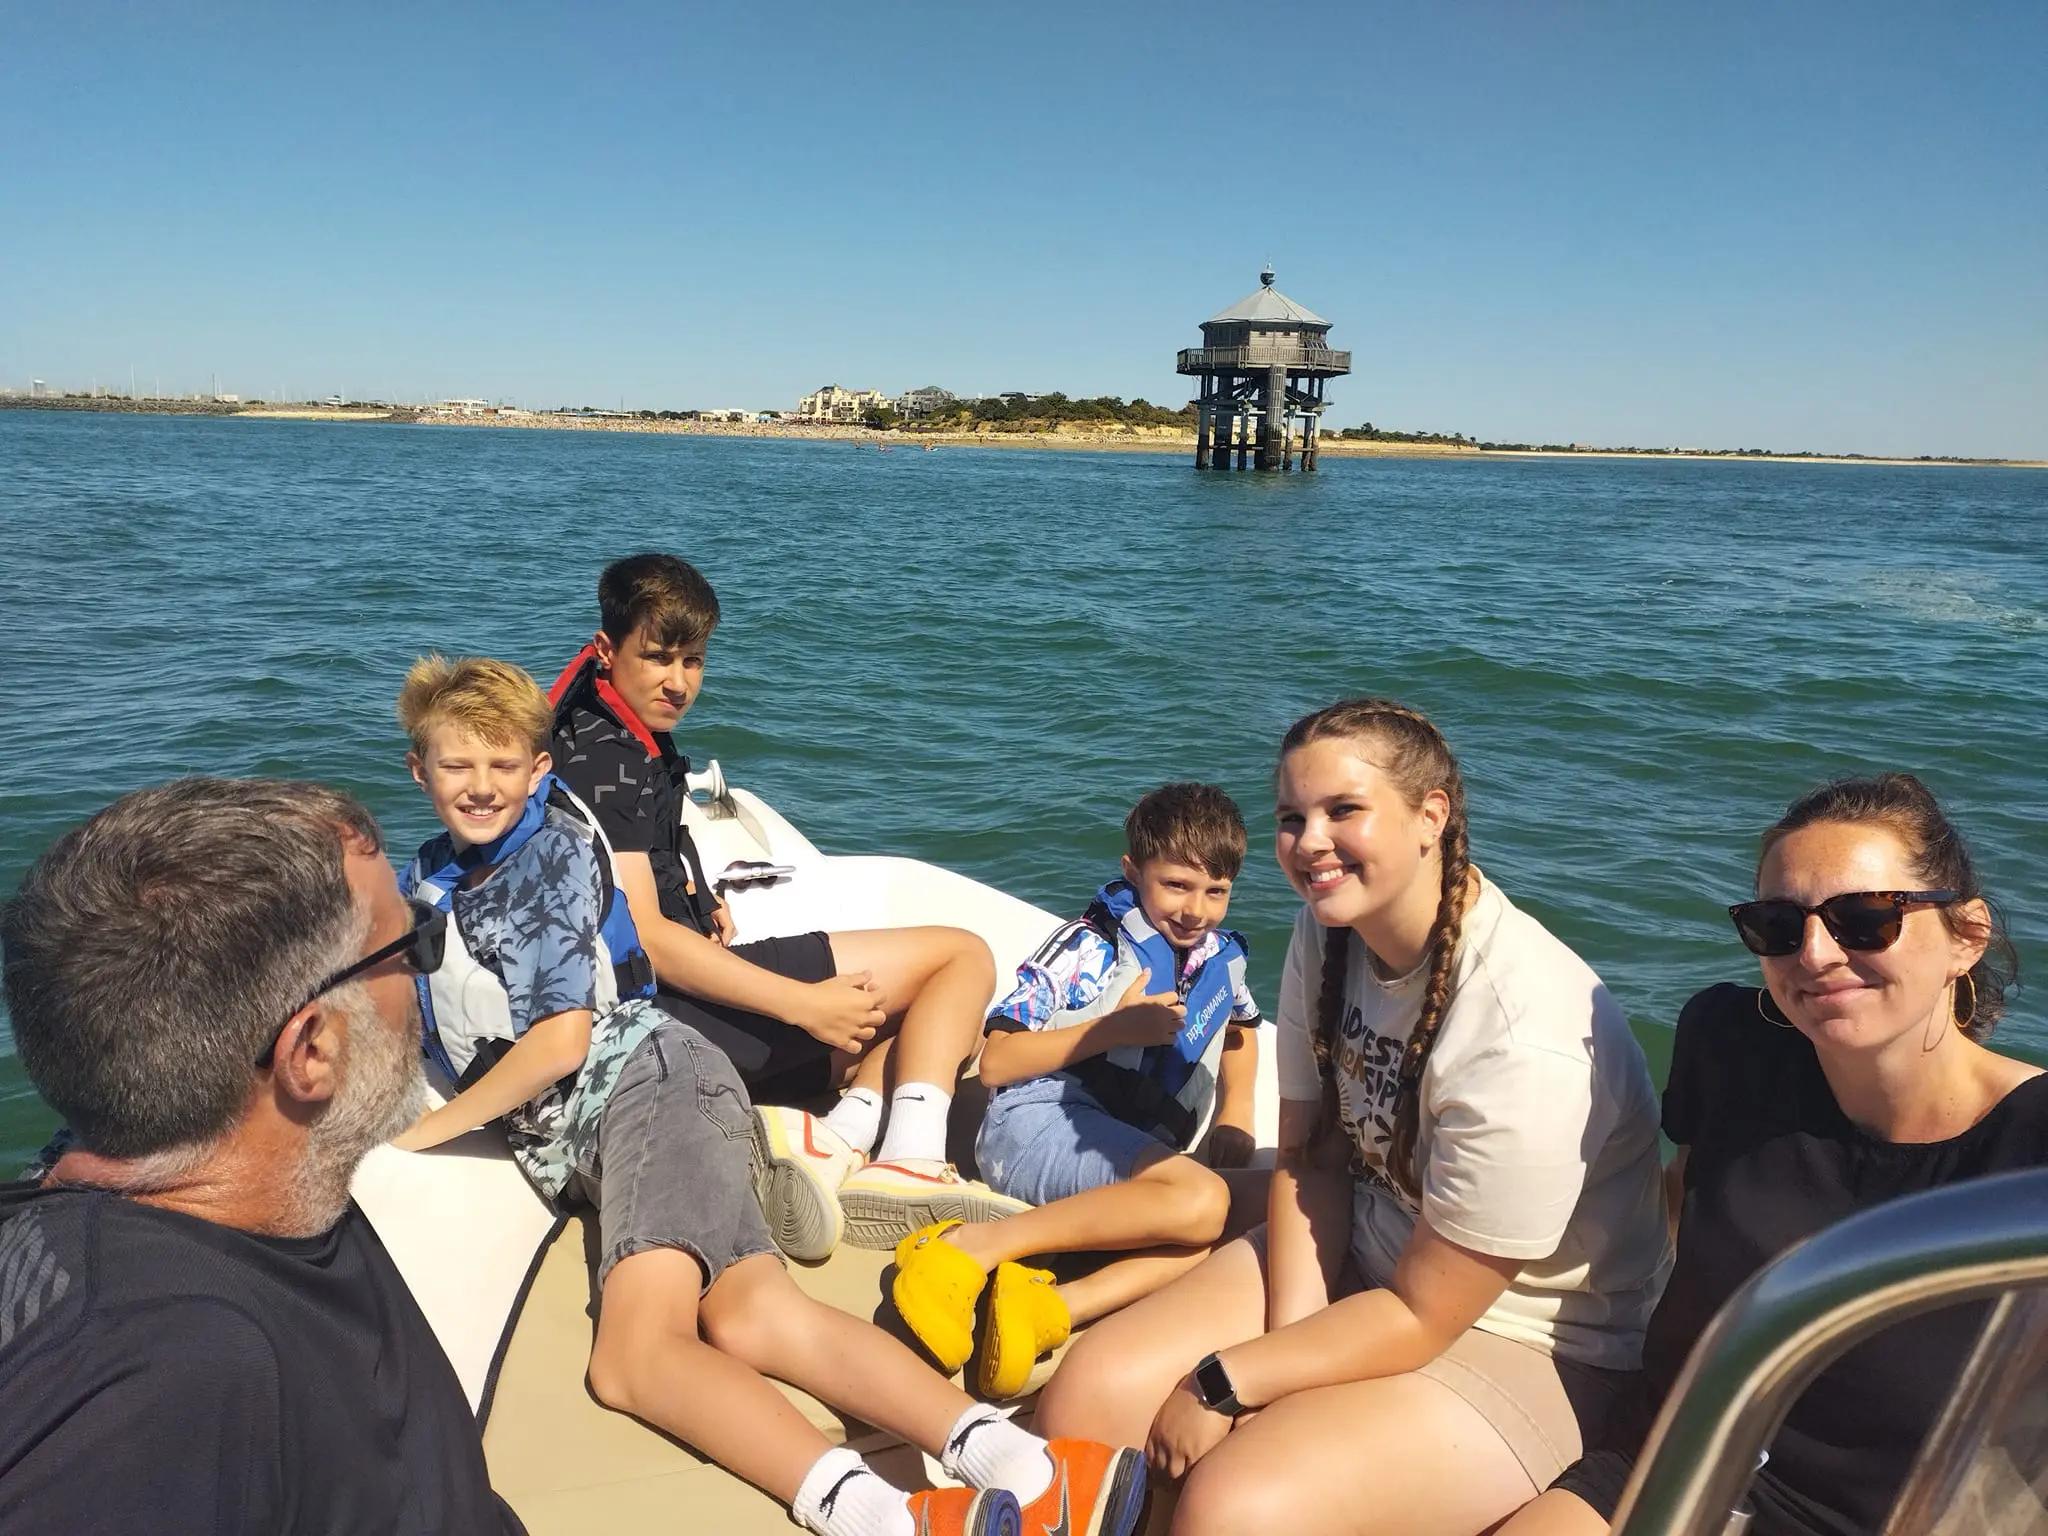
[549,660,719,937]
[0,1188,522,1535]
[1559,982,2048,1536]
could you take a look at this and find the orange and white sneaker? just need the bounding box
[1018,1441,1147,1536]
[905,1485,1023,1536]
[750,1104,862,1262]
[836,1158,1031,1250]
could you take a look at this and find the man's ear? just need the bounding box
[591,629,617,670]
[527,750,553,796]
[271,1004,343,1107]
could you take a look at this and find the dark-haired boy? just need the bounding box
[891,784,1268,1400]
[548,553,1022,1261]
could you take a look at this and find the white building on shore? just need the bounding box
[795,384,890,422]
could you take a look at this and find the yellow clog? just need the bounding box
[977,1260,1070,1400]
[891,1221,986,1373]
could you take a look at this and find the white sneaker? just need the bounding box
[836,1159,1031,1251]
[749,1105,862,1262]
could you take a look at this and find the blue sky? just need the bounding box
[3,2,2042,457]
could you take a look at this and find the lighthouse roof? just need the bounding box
[1205,269,1328,327]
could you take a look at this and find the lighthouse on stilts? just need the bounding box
[1179,269,1351,471]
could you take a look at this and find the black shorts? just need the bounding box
[1548,1449,1633,1519]
[654,931,839,1104]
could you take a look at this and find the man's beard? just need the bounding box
[287,986,427,1234]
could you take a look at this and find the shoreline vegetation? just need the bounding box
[2,394,2037,468]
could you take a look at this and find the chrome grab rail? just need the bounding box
[1613,1167,2048,1536]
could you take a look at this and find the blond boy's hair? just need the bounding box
[397,655,552,756]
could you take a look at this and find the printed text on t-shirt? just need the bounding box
[1331,1002,1406,1200]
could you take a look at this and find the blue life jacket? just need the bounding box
[402,775,654,1086]
[1055,879,1250,1151]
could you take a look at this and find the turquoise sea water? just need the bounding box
[3,411,2045,1165]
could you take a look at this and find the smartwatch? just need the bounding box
[1191,1351,1245,1417]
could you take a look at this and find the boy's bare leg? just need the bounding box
[827,927,993,1093]
[585,1248,832,1504]
[946,1148,1219,1269]
[836,1031,894,1094]
[936,1156,1266,1325]
[1046,1169,1270,1326]
[700,1252,970,1451]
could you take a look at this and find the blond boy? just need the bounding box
[392,657,1146,1536]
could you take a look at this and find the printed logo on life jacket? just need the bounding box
[1186,985,1227,1045]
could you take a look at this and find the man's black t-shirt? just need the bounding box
[549,658,719,937]
[0,1188,523,1535]
[1557,983,2048,1536]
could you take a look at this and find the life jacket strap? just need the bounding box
[614,951,655,1001]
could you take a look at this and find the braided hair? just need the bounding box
[1284,698,1471,1203]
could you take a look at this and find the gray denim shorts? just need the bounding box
[567,1019,778,1293]
[977,1072,1172,1206]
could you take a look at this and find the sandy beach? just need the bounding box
[391,410,2043,467]
[400,409,1490,457]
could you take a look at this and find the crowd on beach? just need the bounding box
[0,552,2035,1536]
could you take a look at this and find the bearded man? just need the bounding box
[0,777,522,1533]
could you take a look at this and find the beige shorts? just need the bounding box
[1413,1324,1633,1488]
[1247,1224,1635,1488]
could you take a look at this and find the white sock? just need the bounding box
[874,1082,953,1166]
[940,1404,1054,1504]
[792,1446,914,1536]
[822,1086,884,1156]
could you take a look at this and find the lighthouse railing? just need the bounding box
[1176,346,1351,374]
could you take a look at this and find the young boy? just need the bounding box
[892,784,1267,1399]
[547,553,1023,1261]
[390,656,1146,1536]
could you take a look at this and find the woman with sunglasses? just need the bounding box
[1504,772,2034,1536]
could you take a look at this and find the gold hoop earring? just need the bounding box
[1757,988,1795,1029]
[1954,973,1978,1031]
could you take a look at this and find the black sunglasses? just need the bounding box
[255,899,448,1069]
[1727,889,1957,959]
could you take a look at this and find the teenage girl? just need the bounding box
[1036,697,1673,1536]
[1504,773,2038,1536]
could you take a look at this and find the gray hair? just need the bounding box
[2,778,385,1160]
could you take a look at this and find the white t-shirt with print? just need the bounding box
[1275,872,1670,1369]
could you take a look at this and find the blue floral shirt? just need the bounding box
[404,813,660,1201]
